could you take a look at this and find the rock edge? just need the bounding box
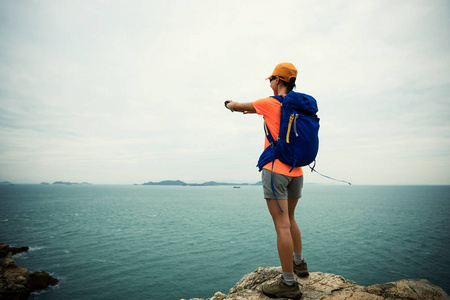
[0,243,58,300]
[183,266,449,300]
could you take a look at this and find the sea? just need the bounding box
[1,184,449,299]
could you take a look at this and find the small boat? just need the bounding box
[233,186,241,189]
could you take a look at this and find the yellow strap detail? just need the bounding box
[286,114,294,143]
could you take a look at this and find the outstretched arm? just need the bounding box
[225,100,257,114]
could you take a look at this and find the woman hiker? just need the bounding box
[225,62,309,299]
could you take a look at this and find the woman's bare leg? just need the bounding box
[266,199,293,273]
[288,198,302,255]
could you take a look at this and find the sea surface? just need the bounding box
[1,184,449,299]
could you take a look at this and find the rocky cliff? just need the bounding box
[184,266,449,300]
[0,243,58,300]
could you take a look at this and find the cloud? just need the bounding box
[0,0,449,184]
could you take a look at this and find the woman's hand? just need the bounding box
[225,100,235,112]
[225,100,256,114]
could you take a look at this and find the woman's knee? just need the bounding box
[274,218,291,232]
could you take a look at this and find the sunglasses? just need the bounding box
[269,76,284,82]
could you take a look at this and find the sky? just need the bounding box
[0,0,449,185]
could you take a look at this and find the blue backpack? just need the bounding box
[256,91,320,173]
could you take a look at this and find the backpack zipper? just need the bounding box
[294,114,299,137]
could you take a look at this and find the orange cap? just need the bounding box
[265,62,297,82]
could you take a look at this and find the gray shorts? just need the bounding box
[261,169,303,200]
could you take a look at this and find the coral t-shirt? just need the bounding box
[253,96,303,177]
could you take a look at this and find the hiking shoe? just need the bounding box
[294,259,309,277]
[261,275,302,299]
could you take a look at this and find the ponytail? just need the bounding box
[281,77,296,93]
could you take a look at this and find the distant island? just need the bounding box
[1,180,264,186]
[52,181,92,185]
[140,180,262,186]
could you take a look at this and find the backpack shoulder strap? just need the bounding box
[264,95,285,145]
[264,119,275,146]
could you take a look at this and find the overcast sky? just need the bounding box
[1,0,449,185]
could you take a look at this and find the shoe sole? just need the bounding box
[294,270,309,277]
